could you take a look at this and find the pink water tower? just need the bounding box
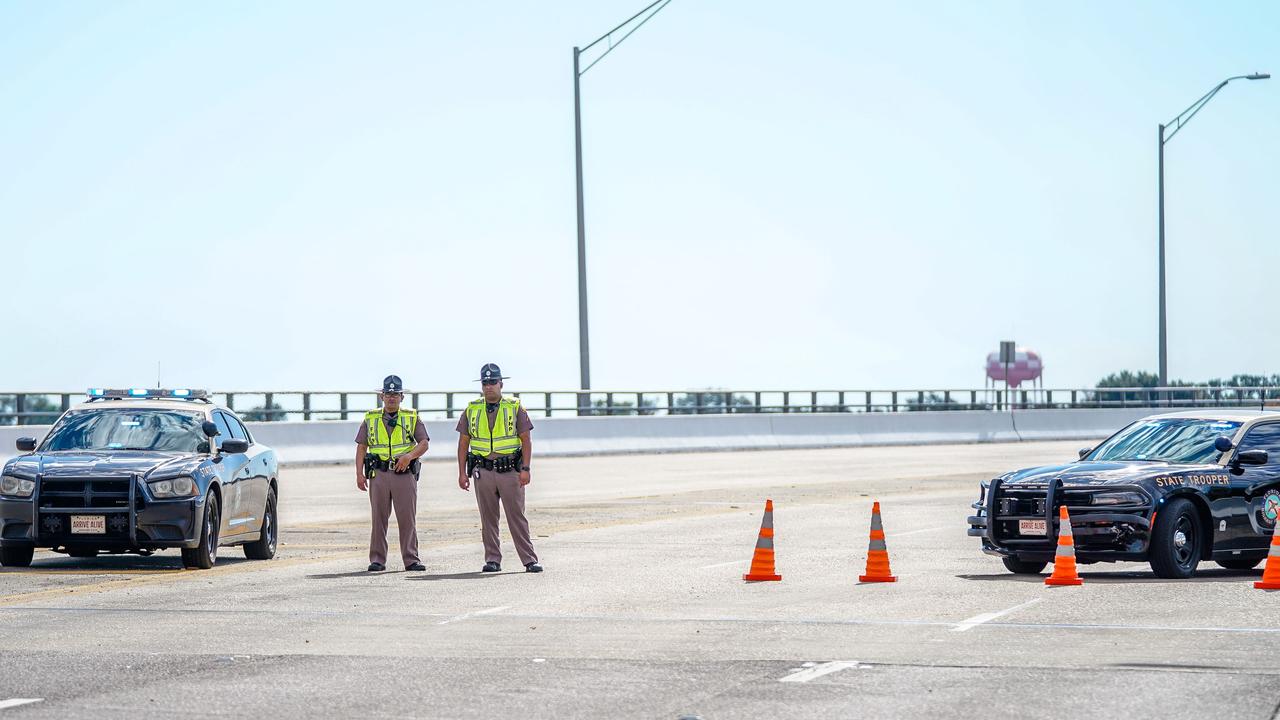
[985,347,1043,389]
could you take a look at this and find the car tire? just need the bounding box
[1216,556,1264,571]
[1149,498,1203,579]
[0,544,34,567]
[243,487,277,560]
[1002,557,1048,575]
[181,492,220,570]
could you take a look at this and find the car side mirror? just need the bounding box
[15,437,36,453]
[1214,436,1235,453]
[202,421,220,438]
[220,439,249,455]
[1236,449,1269,466]
[1077,447,1091,460]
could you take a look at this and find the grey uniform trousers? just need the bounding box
[473,468,538,566]
[368,469,420,567]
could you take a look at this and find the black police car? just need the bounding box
[0,389,279,569]
[968,410,1280,578]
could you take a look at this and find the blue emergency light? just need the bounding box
[86,388,210,401]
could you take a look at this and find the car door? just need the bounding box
[212,411,247,538]
[1229,422,1280,550]
[225,413,267,535]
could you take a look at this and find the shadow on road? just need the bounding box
[408,571,509,581]
[306,569,389,579]
[958,567,1262,584]
[0,554,253,573]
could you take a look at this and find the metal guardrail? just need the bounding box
[1,387,1278,425]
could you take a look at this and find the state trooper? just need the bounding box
[456,363,542,573]
[355,375,428,572]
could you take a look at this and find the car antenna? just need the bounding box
[156,361,161,390]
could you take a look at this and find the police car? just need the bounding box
[0,389,279,569]
[968,410,1280,578]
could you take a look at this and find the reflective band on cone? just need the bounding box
[858,501,897,583]
[1254,521,1280,590]
[744,499,782,582]
[1045,505,1083,586]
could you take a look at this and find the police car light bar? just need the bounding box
[87,388,210,400]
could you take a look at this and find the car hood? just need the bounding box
[3,451,206,481]
[1000,460,1223,487]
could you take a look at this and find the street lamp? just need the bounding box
[1158,72,1269,386]
[573,0,673,406]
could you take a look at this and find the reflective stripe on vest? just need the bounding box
[365,408,418,460]
[466,397,522,456]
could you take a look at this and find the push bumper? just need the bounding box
[0,474,204,551]
[966,477,1154,564]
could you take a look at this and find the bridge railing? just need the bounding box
[2,387,1279,425]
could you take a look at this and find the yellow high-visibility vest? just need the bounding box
[364,408,419,460]
[465,397,522,456]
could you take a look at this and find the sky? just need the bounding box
[0,1,1277,394]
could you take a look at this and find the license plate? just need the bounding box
[70,515,106,535]
[1018,519,1047,536]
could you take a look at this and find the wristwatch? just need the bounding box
[520,465,531,471]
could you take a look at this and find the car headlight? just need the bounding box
[1090,491,1146,506]
[149,476,198,499]
[0,474,36,498]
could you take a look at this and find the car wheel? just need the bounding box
[1149,498,1203,579]
[1002,557,1048,575]
[1216,556,1264,571]
[243,487,277,560]
[0,544,34,567]
[181,492,220,570]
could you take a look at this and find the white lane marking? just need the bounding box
[779,661,867,683]
[699,559,745,569]
[952,598,1042,632]
[0,699,43,710]
[478,610,1280,635]
[436,605,511,626]
[891,526,947,538]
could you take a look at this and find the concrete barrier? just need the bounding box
[0,407,1179,466]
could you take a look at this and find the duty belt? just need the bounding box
[467,454,522,474]
[364,456,420,478]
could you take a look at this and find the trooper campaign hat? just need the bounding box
[476,364,509,384]
[380,375,405,394]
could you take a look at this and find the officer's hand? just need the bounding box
[356,474,367,492]
[518,469,531,487]
[458,473,470,491]
[394,456,411,473]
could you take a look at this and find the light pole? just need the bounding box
[1158,72,1269,386]
[573,0,673,409]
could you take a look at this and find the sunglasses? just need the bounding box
[481,380,500,386]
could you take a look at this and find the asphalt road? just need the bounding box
[1,441,1277,719]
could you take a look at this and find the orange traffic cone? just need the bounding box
[858,501,897,583]
[743,499,781,582]
[1045,505,1083,586]
[1254,519,1280,590]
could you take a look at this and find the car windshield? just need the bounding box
[1088,418,1241,464]
[40,409,205,453]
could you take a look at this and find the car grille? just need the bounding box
[39,477,136,509]
[998,492,1046,517]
